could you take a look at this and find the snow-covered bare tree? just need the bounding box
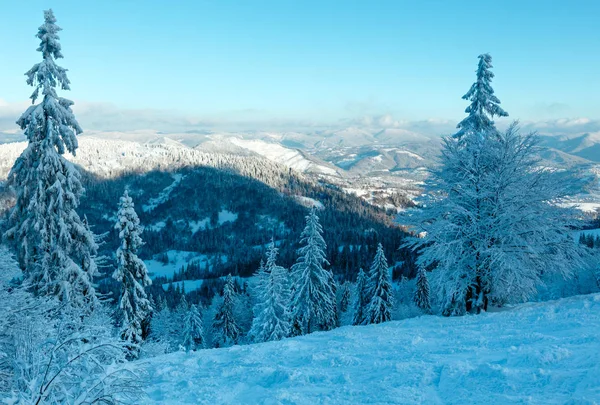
[365,244,393,324]
[182,304,205,351]
[413,267,431,313]
[4,9,97,308]
[352,268,369,326]
[212,274,241,348]
[113,190,152,354]
[249,241,291,342]
[289,208,336,335]
[0,246,144,404]
[454,53,508,140]
[407,123,584,315]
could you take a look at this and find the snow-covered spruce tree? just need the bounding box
[454,53,508,140]
[176,294,188,320]
[406,124,584,315]
[290,208,336,335]
[4,9,97,308]
[413,266,431,313]
[352,268,369,326]
[212,274,242,347]
[113,190,152,354]
[249,241,291,342]
[365,244,393,324]
[150,297,176,350]
[250,259,268,328]
[182,304,205,351]
[339,282,351,313]
[329,273,339,327]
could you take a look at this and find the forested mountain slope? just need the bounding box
[0,137,412,306]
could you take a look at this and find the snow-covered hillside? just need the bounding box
[143,294,600,404]
[0,135,596,213]
[0,137,302,190]
[196,137,342,177]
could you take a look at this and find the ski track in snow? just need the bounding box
[143,294,600,404]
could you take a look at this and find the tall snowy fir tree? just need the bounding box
[182,304,205,351]
[4,9,97,308]
[290,208,336,335]
[454,53,508,140]
[406,56,584,315]
[413,267,431,313]
[365,244,393,324]
[249,241,291,342]
[352,268,369,326]
[113,190,152,353]
[212,274,242,347]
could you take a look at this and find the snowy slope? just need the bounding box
[144,294,600,404]
[0,137,302,191]
[196,137,342,177]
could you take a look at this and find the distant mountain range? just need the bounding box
[0,127,598,213]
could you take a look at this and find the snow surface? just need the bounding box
[187,211,238,234]
[143,294,600,404]
[225,138,340,176]
[294,196,324,210]
[162,276,243,293]
[145,251,227,279]
[217,210,238,225]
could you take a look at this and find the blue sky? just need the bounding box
[0,0,599,132]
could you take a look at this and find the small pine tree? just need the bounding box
[365,244,393,324]
[176,294,189,320]
[212,274,241,348]
[250,259,267,322]
[413,267,431,313]
[182,304,205,351]
[113,190,152,353]
[290,208,336,335]
[151,299,176,350]
[352,268,369,326]
[249,242,291,342]
[454,53,508,140]
[339,282,351,313]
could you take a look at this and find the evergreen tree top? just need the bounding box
[115,190,144,253]
[18,9,81,155]
[223,274,235,297]
[27,9,72,103]
[355,268,367,286]
[370,244,388,272]
[295,208,329,266]
[37,10,64,61]
[266,239,279,270]
[455,53,508,140]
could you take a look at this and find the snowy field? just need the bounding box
[145,250,228,279]
[144,294,600,404]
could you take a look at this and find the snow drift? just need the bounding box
[144,294,600,404]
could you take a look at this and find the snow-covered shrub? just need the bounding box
[0,246,145,404]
